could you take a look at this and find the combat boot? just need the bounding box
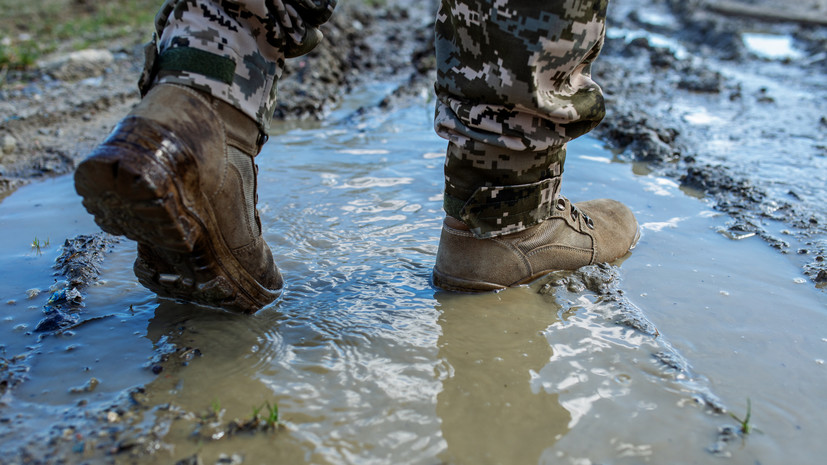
[433,197,639,292]
[74,83,282,312]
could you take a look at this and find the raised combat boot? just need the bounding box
[74,83,282,312]
[433,196,639,292]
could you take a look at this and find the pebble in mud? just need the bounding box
[677,68,724,93]
[1,135,16,155]
[216,454,244,465]
[175,455,204,465]
[708,425,738,458]
[68,377,99,394]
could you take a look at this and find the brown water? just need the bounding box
[1,87,826,464]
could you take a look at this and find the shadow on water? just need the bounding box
[1,85,826,464]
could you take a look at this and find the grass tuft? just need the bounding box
[729,398,760,436]
[31,236,50,256]
[0,0,160,70]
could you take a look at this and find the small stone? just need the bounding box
[216,454,243,465]
[69,377,99,394]
[38,49,114,81]
[1,135,15,155]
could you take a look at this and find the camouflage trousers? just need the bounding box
[144,0,608,239]
[436,0,608,237]
[144,0,336,130]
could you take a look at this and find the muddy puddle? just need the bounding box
[1,84,826,464]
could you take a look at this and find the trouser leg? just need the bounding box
[141,0,337,132]
[435,0,609,238]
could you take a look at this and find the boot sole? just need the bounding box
[74,125,281,312]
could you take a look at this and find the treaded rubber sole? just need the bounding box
[74,126,280,313]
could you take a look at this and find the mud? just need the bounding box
[0,231,118,438]
[537,265,725,413]
[594,0,827,284]
[35,233,119,334]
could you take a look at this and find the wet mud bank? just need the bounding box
[593,0,827,285]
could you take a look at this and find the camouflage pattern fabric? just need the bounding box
[435,0,609,238]
[144,0,337,131]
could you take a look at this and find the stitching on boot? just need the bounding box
[232,240,260,254]
[489,236,533,276]
[442,225,476,238]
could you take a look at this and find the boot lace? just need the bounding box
[555,197,595,230]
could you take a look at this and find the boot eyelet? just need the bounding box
[585,217,595,229]
[555,198,567,211]
[256,132,269,148]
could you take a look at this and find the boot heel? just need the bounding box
[74,143,200,253]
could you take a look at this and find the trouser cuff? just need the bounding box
[443,141,565,238]
[444,178,562,239]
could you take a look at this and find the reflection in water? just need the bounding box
[436,289,569,464]
[139,302,313,464]
[139,287,573,464]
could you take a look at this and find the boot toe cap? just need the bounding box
[579,199,639,263]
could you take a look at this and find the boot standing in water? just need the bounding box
[74,0,638,312]
[432,0,639,291]
[74,0,337,312]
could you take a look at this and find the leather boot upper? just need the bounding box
[433,197,639,292]
[129,84,280,290]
